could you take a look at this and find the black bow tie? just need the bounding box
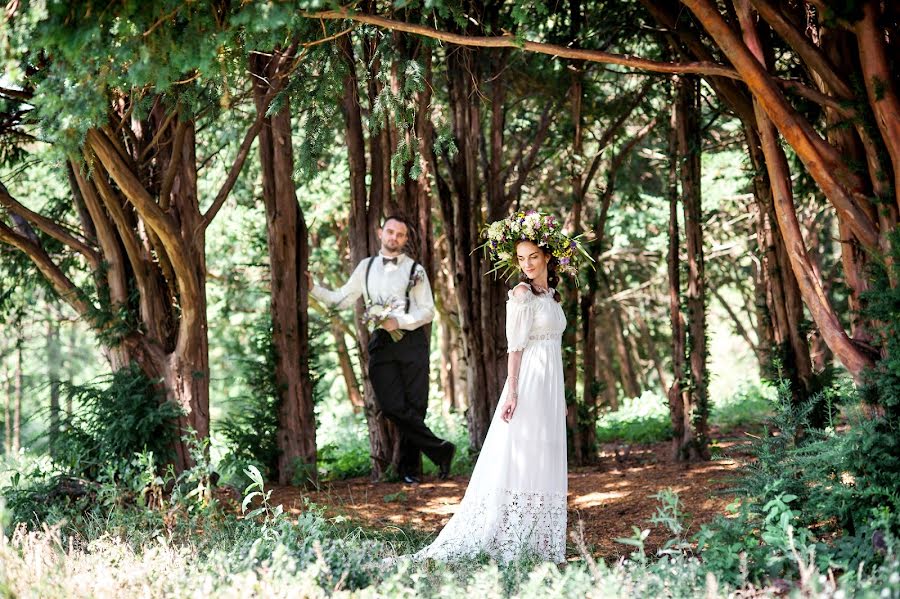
[382,256,398,265]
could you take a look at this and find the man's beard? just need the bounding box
[383,240,401,252]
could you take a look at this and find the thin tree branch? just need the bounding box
[777,79,854,116]
[582,83,652,197]
[711,286,760,356]
[0,219,93,318]
[504,101,556,211]
[199,41,299,231]
[749,0,853,99]
[306,8,743,79]
[0,182,101,268]
[159,119,187,210]
[138,106,179,162]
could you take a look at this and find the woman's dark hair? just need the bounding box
[515,240,561,302]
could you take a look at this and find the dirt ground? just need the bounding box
[269,435,746,561]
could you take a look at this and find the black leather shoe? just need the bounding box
[401,474,421,484]
[438,442,456,480]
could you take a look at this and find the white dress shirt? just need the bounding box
[311,251,435,331]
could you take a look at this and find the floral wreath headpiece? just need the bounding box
[480,210,594,281]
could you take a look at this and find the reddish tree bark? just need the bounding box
[0,58,285,470]
[251,51,317,485]
[666,108,690,462]
[683,0,881,378]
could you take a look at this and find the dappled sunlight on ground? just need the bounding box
[271,435,744,561]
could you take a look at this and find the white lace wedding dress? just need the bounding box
[411,282,568,564]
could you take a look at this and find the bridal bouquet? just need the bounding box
[481,209,594,280]
[364,298,406,341]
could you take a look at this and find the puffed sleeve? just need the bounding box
[505,284,536,353]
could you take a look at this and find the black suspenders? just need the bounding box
[364,256,418,314]
[364,256,376,305]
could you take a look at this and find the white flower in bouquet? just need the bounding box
[363,298,406,341]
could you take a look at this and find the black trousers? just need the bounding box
[368,327,449,477]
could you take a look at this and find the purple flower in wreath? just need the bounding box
[560,257,571,265]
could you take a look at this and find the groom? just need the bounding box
[306,216,455,484]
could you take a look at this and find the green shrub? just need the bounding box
[709,380,776,433]
[317,410,476,481]
[596,392,673,444]
[217,320,281,482]
[50,364,182,479]
[317,425,371,481]
[696,373,900,583]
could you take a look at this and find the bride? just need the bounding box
[402,210,588,565]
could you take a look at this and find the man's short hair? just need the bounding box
[382,214,413,233]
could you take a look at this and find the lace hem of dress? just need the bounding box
[411,488,567,564]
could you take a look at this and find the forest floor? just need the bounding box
[269,430,750,561]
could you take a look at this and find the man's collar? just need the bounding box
[378,250,406,261]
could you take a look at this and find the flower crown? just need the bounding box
[480,210,593,280]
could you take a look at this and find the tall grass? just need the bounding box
[0,488,897,598]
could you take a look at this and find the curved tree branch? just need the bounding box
[306,8,743,79]
[0,182,101,269]
[0,219,94,318]
[681,0,879,252]
[749,0,853,99]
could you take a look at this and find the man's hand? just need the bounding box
[382,317,399,331]
[500,396,517,423]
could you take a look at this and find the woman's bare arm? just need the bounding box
[501,350,523,422]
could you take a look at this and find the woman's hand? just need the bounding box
[501,395,517,423]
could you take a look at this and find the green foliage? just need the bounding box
[317,424,372,481]
[50,364,182,479]
[216,320,281,482]
[240,464,285,539]
[860,230,900,417]
[596,393,674,444]
[709,380,776,433]
[692,233,900,583]
[595,384,774,445]
[697,372,900,584]
[216,310,329,485]
[1,454,900,597]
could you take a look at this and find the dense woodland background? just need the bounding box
[0,1,899,596]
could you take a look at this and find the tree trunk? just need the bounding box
[667,105,690,461]
[610,300,641,399]
[332,322,364,412]
[635,307,669,395]
[13,339,22,453]
[47,313,61,447]
[435,44,508,450]
[678,75,711,461]
[3,365,10,454]
[252,51,318,486]
[339,34,399,479]
[595,314,620,411]
[433,235,465,413]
